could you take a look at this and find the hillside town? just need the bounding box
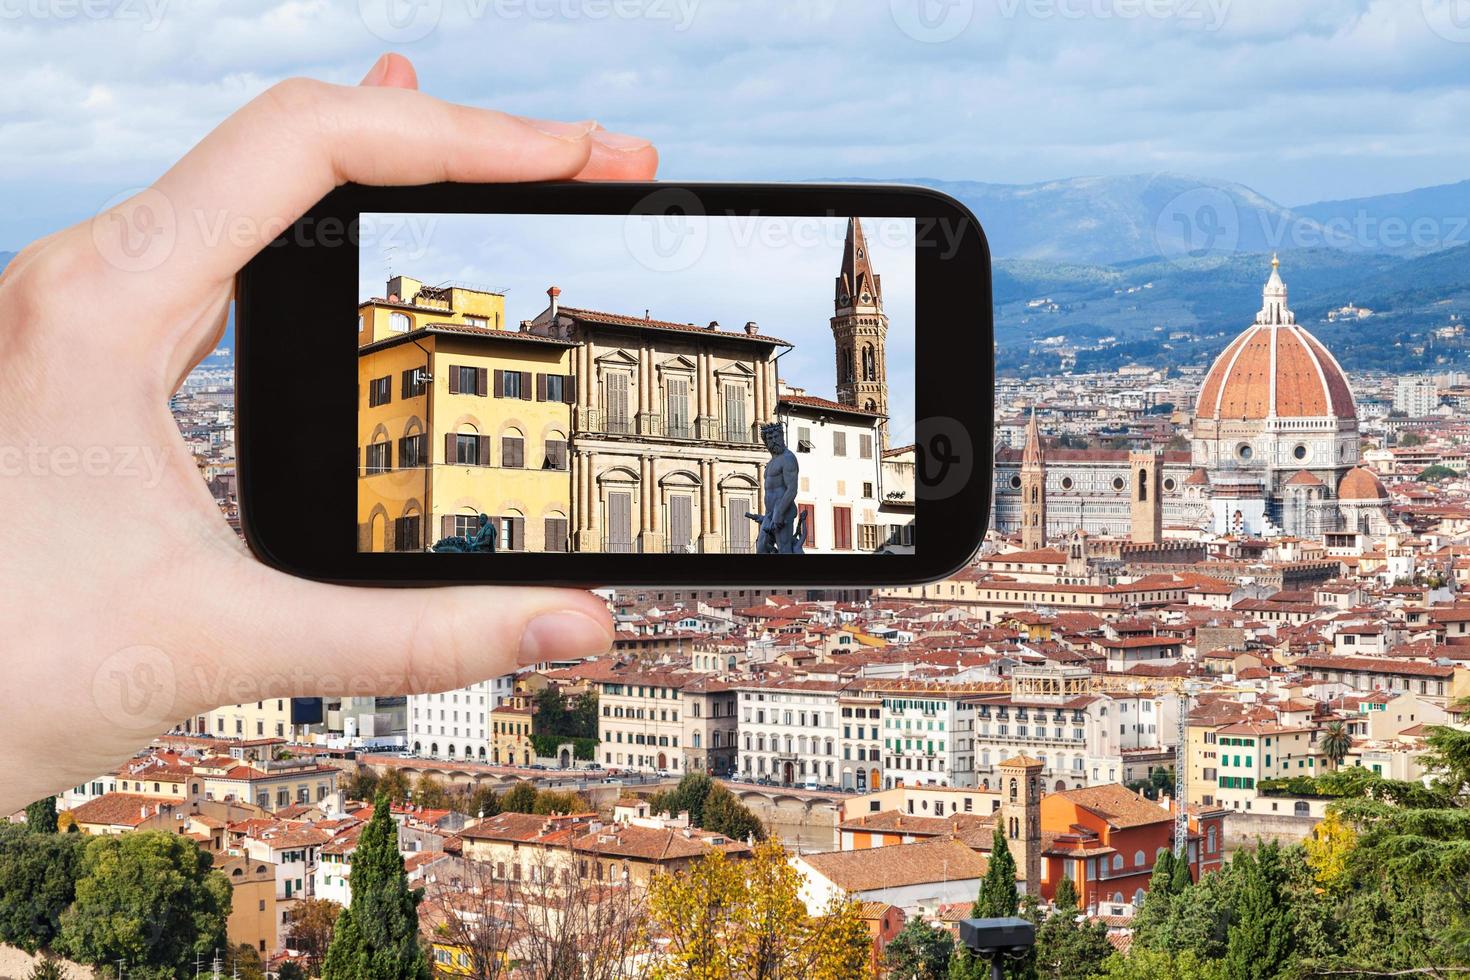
[11,259,1470,978]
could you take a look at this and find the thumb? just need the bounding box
[195,561,614,703]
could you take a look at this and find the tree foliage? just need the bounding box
[499,781,539,814]
[1034,878,1111,980]
[56,832,230,977]
[25,797,58,834]
[0,827,86,953]
[884,916,955,980]
[321,793,430,980]
[646,839,870,980]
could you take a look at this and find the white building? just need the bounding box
[877,686,978,789]
[736,675,844,787]
[1394,377,1439,416]
[407,673,516,762]
[780,393,886,553]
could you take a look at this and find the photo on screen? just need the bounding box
[356,213,915,556]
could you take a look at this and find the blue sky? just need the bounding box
[360,213,917,441]
[4,0,1470,247]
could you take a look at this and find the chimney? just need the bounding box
[745,321,759,335]
[707,320,719,331]
[547,285,561,321]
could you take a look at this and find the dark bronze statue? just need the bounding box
[432,513,498,553]
[747,422,803,555]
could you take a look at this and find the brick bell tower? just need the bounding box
[1020,407,1048,550]
[832,217,890,447]
[999,755,1044,899]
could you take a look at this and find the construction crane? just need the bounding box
[1173,682,1198,858]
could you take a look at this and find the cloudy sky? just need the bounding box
[4,0,1470,248]
[360,213,917,439]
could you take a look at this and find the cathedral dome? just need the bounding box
[1195,257,1356,422]
[1338,466,1388,501]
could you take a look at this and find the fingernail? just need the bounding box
[519,611,612,666]
[360,55,389,87]
[591,127,652,152]
[522,117,598,142]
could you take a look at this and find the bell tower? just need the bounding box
[1020,407,1047,550]
[999,755,1043,899]
[1129,449,1164,545]
[832,216,890,446]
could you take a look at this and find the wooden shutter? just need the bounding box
[520,371,533,400]
[608,373,628,426]
[860,434,873,459]
[476,367,488,397]
[509,517,526,551]
[477,436,491,466]
[834,431,847,456]
[417,433,429,465]
[798,503,816,548]
[544,517,568,553]
[668,378,689,434]
[726,497,748,552]
[724,384,745,440]
[401,370,411,400]
[834,506,851,550]
[608,492,632,549]
[449,366,461,395]
[445,433,457,465]
[564,374,576,404]
[670,495,692,551]
[441,515,455,540]
[536,374,547,402]
[493,369,504,398]
[384,441,393,470]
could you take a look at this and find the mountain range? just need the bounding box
[6,174,1470,376]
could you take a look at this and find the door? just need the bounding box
[669,494,693,553]
[727,496,750,553]
[782,761,794,785]
[833,506,852,550]
[607,491,633,553]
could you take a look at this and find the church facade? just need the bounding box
[993,259,1393,542]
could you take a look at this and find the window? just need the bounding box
[860,433,873,459]
[394,515,422,551]
[862,481,874,498]
[365,441,391,474]
[501,435,525,468]
[497,369,530,400]
[797,503,816,548]
[833,431,847,456]
[797,426,813,453]
[388,312,410,333]
[448,364,487,396]
[367,376,392,407]
[453,434,483,466]
[858,523,880,550]
[666,377,691,438]
[397,433,428,469]
[544,517,569,552]
[544,439,568,470]
[606,373,631,433]
[400,368,428,399]
[539,373,573,404]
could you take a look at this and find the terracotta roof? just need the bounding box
[1052,785,1171,830]
[556,306,792,346]
[799,838,988,892]
[779,394,886,418]
[1196,317,1355,421]
[1285,470,1324,487]
[1339,467,1389,501]
[570,824,750,861]
[70,793,177,827]
[1183,467,1210,486]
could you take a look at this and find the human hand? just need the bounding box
[0,54,656,814]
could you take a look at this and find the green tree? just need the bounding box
[1318,721,1352,770]
[343,766,381,802]
[1221,844,1294,980]
[884,916,954,980]
[0,826,86,952]
[57,832,230,977]
[531,789,591,815]
[468,785,502,819]
[322,793,430,980]
[375,767,412,805]
[1034,879,1111,980]
[25,961,69,980]
[25,797,57,834]
[1091,947,1226,980]
[1400,431,1426,447]
[951,829,1024,979]
[703,785,766,842]
[499,781,538,814]
[652,772,716,824]
[226,943,267,980]
[411,772,451,810]
[1417,463,1457,482]
[277,962,308,980]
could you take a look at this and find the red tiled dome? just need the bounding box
[1196,324,1356,421]
[1338,467,1388,501]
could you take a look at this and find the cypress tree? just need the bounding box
[1223,845,1294,980]
[24,798,57,834]
[321,794,429,980]
[975,827,1020,919]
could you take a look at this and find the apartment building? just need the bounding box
[597,669,690,772]
[735,675,844,786]
[838,686,885,792]
[407,673,516,762]
[874,684,978,789]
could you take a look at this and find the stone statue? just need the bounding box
[746,422,803,555]
[432,513,498,553]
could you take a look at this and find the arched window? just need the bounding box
[1009,777,1018,801]
[1133,888,1146,907]
[388,312,410,333]
[1112,892,1125,905]
[862,345,876,381]
[1134,850,1146,867]
[1206,826,1217,852]
[1137,467,1148,502]
[1111,854,1123,871]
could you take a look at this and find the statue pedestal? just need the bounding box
[700,532,723,555]
[638,531,666,555]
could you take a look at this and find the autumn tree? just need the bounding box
[412,772,452,809]
[646,839,869,979]
[287,897,341,974]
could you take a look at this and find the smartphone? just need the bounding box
[236,181,993,586]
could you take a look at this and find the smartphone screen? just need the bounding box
[355,212,917,559]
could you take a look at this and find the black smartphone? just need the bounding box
[236,181,993,586]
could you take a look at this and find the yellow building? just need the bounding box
[490,695,536,767]
[358,276,575,553]
[218,854,279,956]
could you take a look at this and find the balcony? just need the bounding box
[578,408,760,445]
